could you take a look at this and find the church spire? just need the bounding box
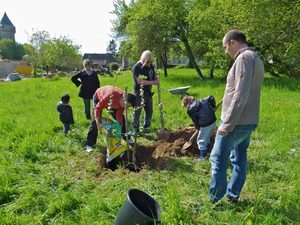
[0,12,15,27]
[0,12,16,40]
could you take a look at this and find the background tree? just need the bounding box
[23,30,50,77]
[43,36,81,72]
[193,0,300,78]
[112,0,300,78]
[189,0,234,78]
[112,0,205,79]
[106,39,118,54]
[237,0,300,77]
[121,0,175,77]
[0,38,25,60]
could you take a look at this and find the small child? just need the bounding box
[57,94,75,133]
[182,95,217,161]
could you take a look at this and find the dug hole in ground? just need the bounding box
[98,127,217,171]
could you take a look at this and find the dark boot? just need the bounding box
[206,142,211,153]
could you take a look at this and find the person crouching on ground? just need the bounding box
[86,85,136,152]
[182,95,217,161]
[57,94,75,133]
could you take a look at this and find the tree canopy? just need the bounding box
[0,38,25,60]
[23,31,82,76]
[112,0,300,78]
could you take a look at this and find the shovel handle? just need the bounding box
[189,130,199,143]
[214,99,223,112]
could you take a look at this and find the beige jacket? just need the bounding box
[220,47,264,132]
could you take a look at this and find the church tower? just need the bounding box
[0,12,16,40]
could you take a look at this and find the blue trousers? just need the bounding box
[197,121,216,158]
[209,122,257,201]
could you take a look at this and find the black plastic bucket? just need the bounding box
[115,189,161,225]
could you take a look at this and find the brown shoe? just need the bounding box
[227,196,238,203]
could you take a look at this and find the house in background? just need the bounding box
[0,55,33,78]
[82,53,129,69]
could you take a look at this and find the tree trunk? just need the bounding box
[210,64,214,79]
[181,36,203,80]
[162,49,168,77]
[159,50,168,77]
[33,65,37,77]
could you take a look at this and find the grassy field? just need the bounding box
[0,68,300,224]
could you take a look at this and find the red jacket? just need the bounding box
[94,86,124,124]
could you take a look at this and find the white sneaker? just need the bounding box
[128,139,134,144]
[86,145,93,152]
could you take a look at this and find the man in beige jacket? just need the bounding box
[209,30,264,203]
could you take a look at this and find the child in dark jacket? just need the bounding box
[182,95,217,161]
[57,94,75,133]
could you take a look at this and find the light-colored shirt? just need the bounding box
[85,69,93,76]
[220,47,264,132]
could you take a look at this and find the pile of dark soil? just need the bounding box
[98,127,216,172]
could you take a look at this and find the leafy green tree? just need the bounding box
[23,30,50,77]
[43,36,82,72]
[113,0,300,78]
[122,0,175,77]
[112,0,204,79]
[188,0,233,78]
[236,0,300,77]
[0,38,25,60]
[196,0,300,78]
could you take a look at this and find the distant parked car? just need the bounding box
[6,73,21,81]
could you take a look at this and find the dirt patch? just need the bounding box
[99,127,217,171]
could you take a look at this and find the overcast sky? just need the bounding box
[1,0,129,55]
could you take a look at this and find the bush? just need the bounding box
[110,63,119,71]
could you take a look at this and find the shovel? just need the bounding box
[155,58,171,140]
[182,98,223,150]
[182,130,199,150]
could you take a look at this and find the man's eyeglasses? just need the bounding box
[222,41,231,50]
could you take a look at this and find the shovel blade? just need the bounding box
[157,128,170,140]
[182,141,192,150]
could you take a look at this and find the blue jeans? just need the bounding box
[63,123,70,133]
[209,122,258,201]
[83,98,91,119]
[197,121,216,158]
[132,93,153,131]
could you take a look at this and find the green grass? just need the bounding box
[0,69,300,224]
